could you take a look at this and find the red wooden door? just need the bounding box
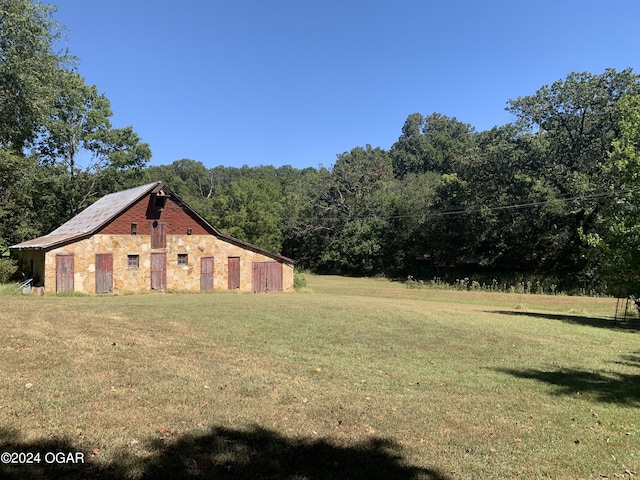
[200,256,214,291]
[56,254,74,293]
[151,221,167,249]
[95,253,113,293]
[228,257,240,290]
[267,262,283,292]
[252,262,283,293]
[151,252,167,290]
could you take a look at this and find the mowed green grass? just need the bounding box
[0,275,637,479]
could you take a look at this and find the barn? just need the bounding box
[9,181,294,294]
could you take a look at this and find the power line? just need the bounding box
[341,188,636,221]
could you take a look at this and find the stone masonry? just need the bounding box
[44,234,293,293]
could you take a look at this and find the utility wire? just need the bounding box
[305,187,637,222]
[422,188,632,218]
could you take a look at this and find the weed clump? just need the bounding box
[294,272,307,289]
[405,275,574,295]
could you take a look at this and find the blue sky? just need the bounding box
[49,0,639,170]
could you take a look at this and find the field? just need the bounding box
[0,275,638,479]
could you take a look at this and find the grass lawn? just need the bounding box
[0,275,637,479]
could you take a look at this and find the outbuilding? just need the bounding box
[10,181,294,294]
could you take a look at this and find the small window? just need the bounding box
[177,254,188,265]
[128,255,139,268]
[131,223,137,235]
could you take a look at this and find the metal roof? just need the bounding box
[9,234,85,250]
[9,180,295,264]
[10,182,161,250]
[50,182,160,235]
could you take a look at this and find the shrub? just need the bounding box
[294,272,307,289]
[405,275,424,289]
[0,258,17,283]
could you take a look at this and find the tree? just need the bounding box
[382,171,440,274]
[0,0,73,149]
[31,69,151,217]
[169,159,217,199]
[391,113,476,178]
[279,167,333,269]
[390,113,429,178]
[463,125,566,274]
[582,94,640,294]
[507,68,640,184]
[0,148,43,245]
[317,145,394,273]
[279,146,395,273]
[208,178,285,253]
[0,1,151,243]
[507,68,640,287]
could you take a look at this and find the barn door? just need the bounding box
[151,221,167,249]
[228,257,240,290]
[252,262,267,293]
[268,262,283,291]
[151,252,167,290]
[56,254,74,293]
[252,262,283,293]
[200,256,214,291]
[95,253,113,293]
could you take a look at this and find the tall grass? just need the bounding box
[405,275,609,296]
[0,282,21,296]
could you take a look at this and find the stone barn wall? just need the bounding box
[43,234,293,294]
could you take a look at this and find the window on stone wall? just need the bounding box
[128,255,140,268]
[177,254,188,265]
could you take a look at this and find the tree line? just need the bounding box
[2,1,640,294]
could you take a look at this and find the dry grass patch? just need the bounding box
[0,275,637,479]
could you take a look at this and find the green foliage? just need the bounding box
[0,257,17,283]
[582,93,640,294]
[308,145,394,273]
[293,271,307,289]
[0,0,74,148]
[390,113,476,177]
[405,275,566,295]
[0,0,151,245]
[208,178,284,253]
[32,69,152,217]
[2,10,639,299]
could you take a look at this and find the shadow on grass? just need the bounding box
[0,424,449,480]
[497,352,640,407]
[490,310,640,332]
